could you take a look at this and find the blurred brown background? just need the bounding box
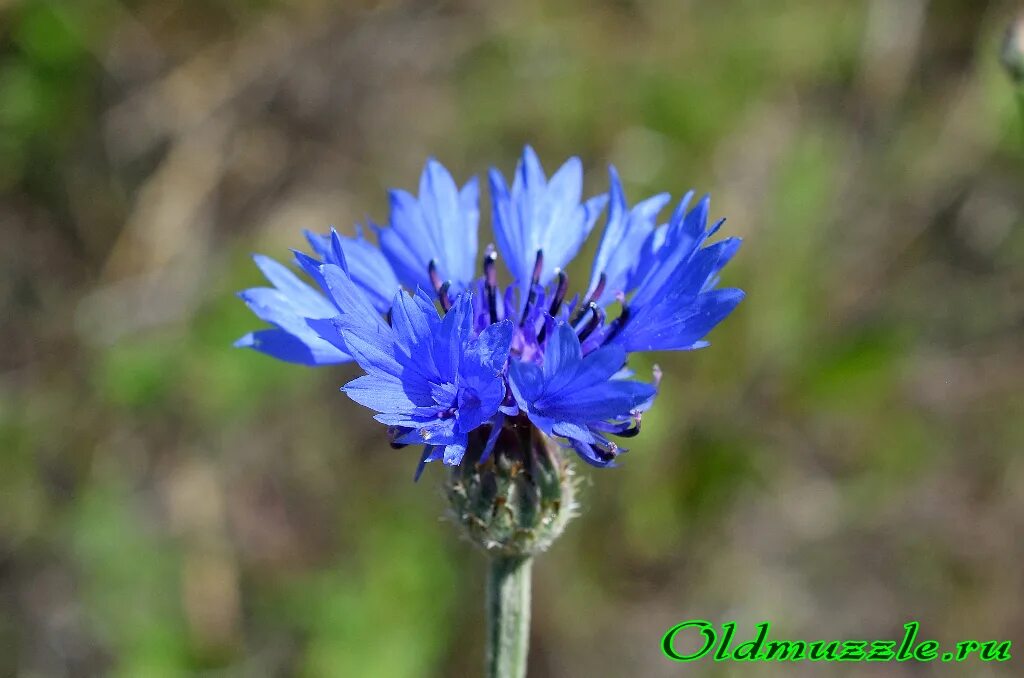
[2,0,1023,676]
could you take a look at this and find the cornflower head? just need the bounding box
[237,146,743,554]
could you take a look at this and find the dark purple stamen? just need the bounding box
[438,281,453,312]
[520,249,544,327]
[388,426,408,449]
[602,292,626,346]
[531,249,544,284]
[483,246,498,286]
[572,272,606,323]
[501,389,517,409]
[613,422,641,438]
[428,259,443,293]
[548,269,569,316]
[535,268,569,344]
[483,246,499,323]
[595,441,620,463]
[589,273,607,306]
[592,415,642,437]
[576,302,604,342]
[427,259,452,312]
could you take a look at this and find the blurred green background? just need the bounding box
[2,0,1023,676]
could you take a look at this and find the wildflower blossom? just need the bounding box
[237,147,744,473]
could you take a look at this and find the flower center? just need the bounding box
[418,247,631,366]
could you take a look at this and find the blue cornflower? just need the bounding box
[237,147,744,473]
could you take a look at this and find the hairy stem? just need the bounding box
[486,555,532,678]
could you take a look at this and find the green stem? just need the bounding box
[486,555,533,678]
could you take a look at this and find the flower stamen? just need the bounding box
[548,269,569,316]
[438,280,453,312]
[614,420,641,438]
[572,273,606,323]
[483,246,500,323]
[594,441,620,463]
[603,294,630,343]
[520,249,544,327]
[387,426,408,449]
[427,259,443,293]
[575,302,604,342]
[589,272,607,307]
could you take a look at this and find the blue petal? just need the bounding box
[378,159,479,293]
[615,288,745,352]
[234,329,350,365]
[704,237,742,290]
[237,286,340,357]
[459,177,481,264]
[454,375,505,433]
[508,359,545,409]
[508,320,654,435]
[377,193,429,290]
[396,419,460,446]
[237,288,305,331]
[630,193,720,311]
[491,146,608,308]
[443,439,469,466]
[304,317,349,354]
[612,236,744,352]
[421,161,478,288]
[469,319,514,373]
[236,254,358,366]
[389,290,439,379]
[415,445,444,481]
[536,379,655,422]
[433,294,474,381]
[292,250,331,292]
[551,421,595,443]
[479,414,505,463]
[342,374,422,413]
[568,439,619,468]
[413,288,443,332]
[542,321,583,395]
[559,344,626,393]
[488,167,525,287]
[587,167,670,305]
[334,287,503,444]
[253,255,336,318]
[535,157,587,276]
[318,263,389,333]
[332,315,403,377]
[305,227,400,312]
